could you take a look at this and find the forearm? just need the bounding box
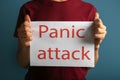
[94,48,99,65]
[17,41,30,68]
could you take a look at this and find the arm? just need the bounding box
[93,12,107,65]
[94,48,99,65]
[17,40,30,67]
[17,15,32,68]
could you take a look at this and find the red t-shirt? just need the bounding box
[14,0,97,80]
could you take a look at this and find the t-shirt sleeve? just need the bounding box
[88,6,97,21]
[14,5,29,37]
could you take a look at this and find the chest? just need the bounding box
[30,4,90,21]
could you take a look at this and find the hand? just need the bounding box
[17,15,33,46]
[93,12,107,50]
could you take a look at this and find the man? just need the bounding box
[14,0,107,80]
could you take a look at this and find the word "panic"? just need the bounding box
[39,25,85,38]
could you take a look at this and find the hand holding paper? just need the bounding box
[93,13,107,49]
[92,12,107,65]
[17,15,33,46]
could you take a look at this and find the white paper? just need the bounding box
[30,21,94,67]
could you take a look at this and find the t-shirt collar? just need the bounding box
[38,0,82,5]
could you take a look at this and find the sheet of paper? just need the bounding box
[30,21,94,67]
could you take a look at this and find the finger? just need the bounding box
[94,18,103,26]
[18,31,32,39]
[19,36,32,42]
[18,26,32,33]
[23,15,31,29]
[93,20,106,32]
[25,15,31,23]
[23,36,33,41]
[19,35,32,46]
[92,25,104,34]
[23,21,31,27]
[95,28,106,34]
[94,13,104,29]
[25,32,33,39]
[94,12,99,20]
[94,32,106,40]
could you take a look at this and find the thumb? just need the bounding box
[94,12,99,20]
[25,15,31,22]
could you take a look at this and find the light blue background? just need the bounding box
[0,0,120,80]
